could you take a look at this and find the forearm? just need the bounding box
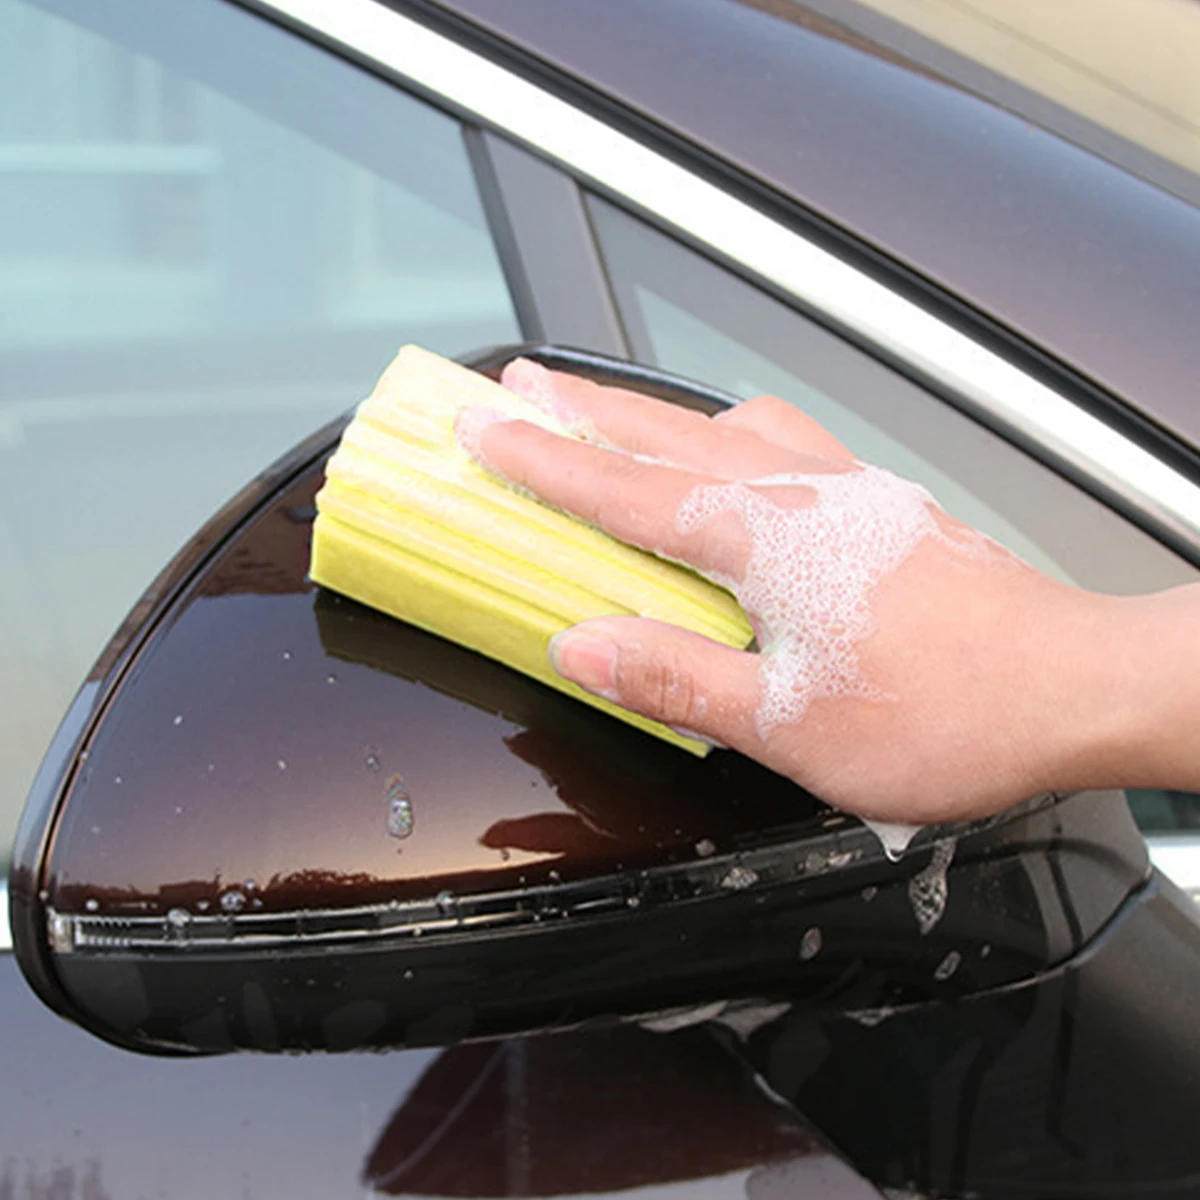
[1055,583,1200,795]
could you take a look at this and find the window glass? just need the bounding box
[0,0,520,865]
[589,196,1200,833]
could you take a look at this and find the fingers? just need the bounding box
[714,394,855,462]
[501,360,810,479]
[549,616,761,749]
[458,409,748,578]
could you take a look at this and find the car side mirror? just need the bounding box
[7,346,1156,1056]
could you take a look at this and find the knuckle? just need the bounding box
[617,646,701,727]
[678,512,743,582]
[593,456,659,528]
[715,395,783,425]
[744,394,787,417]
[603,452,657,488]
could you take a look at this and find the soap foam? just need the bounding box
[675,465,954,738]
[908,837,956,934]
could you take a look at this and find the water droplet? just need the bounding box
[277,759,287,771]
[861,886,878,902]
[38,889,48,902]
[935,950,961,981]
[411,926,423,938]
[90,825,100,836]
[244,879,257,891]
[386,775,414,839]
[626,895,641,908]
[252,898,263,909]
[281,650,292,661]
[79,749,90,763]
[864,819,920,861]
[695,838,716,858]
[365,748,382,772]
[206,763,215,773]
[326,673,338,685]
[220,889,246,914]
[167,908,190,930]
[196,900,210,912]
[846,1007,894,1027]
[720,865,758,891]
[84,898,99,913]
[435,890,456,917]
[173,714,184,727]
[547,869,561,883]
[403,969,414,980]
[113,776,123,785]
[799,927,822,960]
[174,806,184,816]
[980,943,992,958]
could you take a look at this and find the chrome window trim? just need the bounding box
[1,881,9,953]
[250,0,1200,555]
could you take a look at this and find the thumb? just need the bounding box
[548,616,760,747]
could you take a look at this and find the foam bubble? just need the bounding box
[908,837,957,934]
[675,465,955,738]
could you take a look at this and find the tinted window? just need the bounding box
[589,196,1200,833]
[589,196,1197,594]
[0,0,520,864]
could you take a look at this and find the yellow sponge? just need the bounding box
[310,346,752,753]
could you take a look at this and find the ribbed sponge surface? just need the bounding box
[310,346,752,753]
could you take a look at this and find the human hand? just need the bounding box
[456,360,1200,828]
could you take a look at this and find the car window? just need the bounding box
[0,0,520,867]
[588,195,1200,835]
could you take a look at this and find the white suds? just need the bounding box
[908,838,956,934]
[675,465,951,738]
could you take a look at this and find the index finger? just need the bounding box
[503,359,854,472]
[459,409,749,580]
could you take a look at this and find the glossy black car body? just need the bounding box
[4,1,1200,1197]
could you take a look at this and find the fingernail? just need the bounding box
[502,358,590,435]
[454,405,511,463]
[501,357,558,407]
[548,627,620,700]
